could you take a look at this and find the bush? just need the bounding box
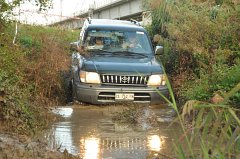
[145,0,240,105]
[17,24,78,105]
[0,23,78,134]
[182,63,240,101]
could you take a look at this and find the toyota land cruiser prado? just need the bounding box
[69,18,169,105]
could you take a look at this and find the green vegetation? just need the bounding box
[0,23,78,134]
[145,0,240,106]
[143,0,240,158]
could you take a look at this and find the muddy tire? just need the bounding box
[61,70,73,103]
[66,79,73,103]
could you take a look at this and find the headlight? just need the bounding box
[147,74,166,86]
[80,71,101,84]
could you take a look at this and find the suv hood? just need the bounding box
[82,55,163,75]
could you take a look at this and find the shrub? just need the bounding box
[0,23,78,133]
[145,0,240,105]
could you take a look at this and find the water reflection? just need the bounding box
[46,106,178,159]
[77,134,165,158]
[148,135,164,152]
[53,107,73,118]
[47,122,78,154]
[80,137,100,159]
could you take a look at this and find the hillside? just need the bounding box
[0,23,78,134]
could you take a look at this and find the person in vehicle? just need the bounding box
[95,37,103,46]
[122,33,142,49]
[86,37,104,50]
[94,37,104,49]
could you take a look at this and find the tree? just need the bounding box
[0,0,52,29]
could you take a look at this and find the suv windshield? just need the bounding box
[84,29,152,55]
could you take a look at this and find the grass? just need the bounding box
[163,74,240,158]
[145,0,240,105]
[142,1,240,157]
[0,23,79,134]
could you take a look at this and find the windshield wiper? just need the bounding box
[89,49,110,53]
[89,49,117,56]
[116,51,149,58]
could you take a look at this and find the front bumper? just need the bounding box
[74,83,169,105]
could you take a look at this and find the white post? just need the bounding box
[13,4,20,44]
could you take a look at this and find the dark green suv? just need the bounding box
[69,18,169,105]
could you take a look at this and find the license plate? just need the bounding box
[115,93,134,101]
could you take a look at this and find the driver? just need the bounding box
[93,37,104,49]
[95,37,103,46]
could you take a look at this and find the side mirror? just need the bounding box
[72,52,81,66]
[70,41,80,52]
[155,45,164,55]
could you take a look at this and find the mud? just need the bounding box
[0,133,78,159]
[45,104,180,159]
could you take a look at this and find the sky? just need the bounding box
[15,0,98,25]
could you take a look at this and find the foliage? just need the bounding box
[17,24,78,105]
[0,0,52,32]
[0,23,78,134]
[0,26,39,133]
[180,98,240,158]
[155,68,240,158]
[144,0,240,158]
[0,0,52,14]
[182,62,240,104]
[145,0,240,105]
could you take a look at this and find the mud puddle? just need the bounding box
[44,104,181,159]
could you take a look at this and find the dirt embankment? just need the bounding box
[0,133,60,159]
[0,134,78,159]
[0,24,80,158]
[0,105,79,159]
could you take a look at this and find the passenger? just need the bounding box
[122,33,142,49]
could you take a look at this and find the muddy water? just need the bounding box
[45,104,181,159]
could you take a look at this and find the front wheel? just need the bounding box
[62,70,73,103]
[66,79,73,103]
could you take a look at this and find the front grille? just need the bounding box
[100,75,149,85]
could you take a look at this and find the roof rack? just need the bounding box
[130,19,140,26]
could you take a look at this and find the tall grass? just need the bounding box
[0,23,78,134]
[144,0,240,157]
[158,70,240,158]
[17,24,79,105]
[145,0,240,105]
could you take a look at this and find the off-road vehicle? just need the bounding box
[68,18,169,105]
